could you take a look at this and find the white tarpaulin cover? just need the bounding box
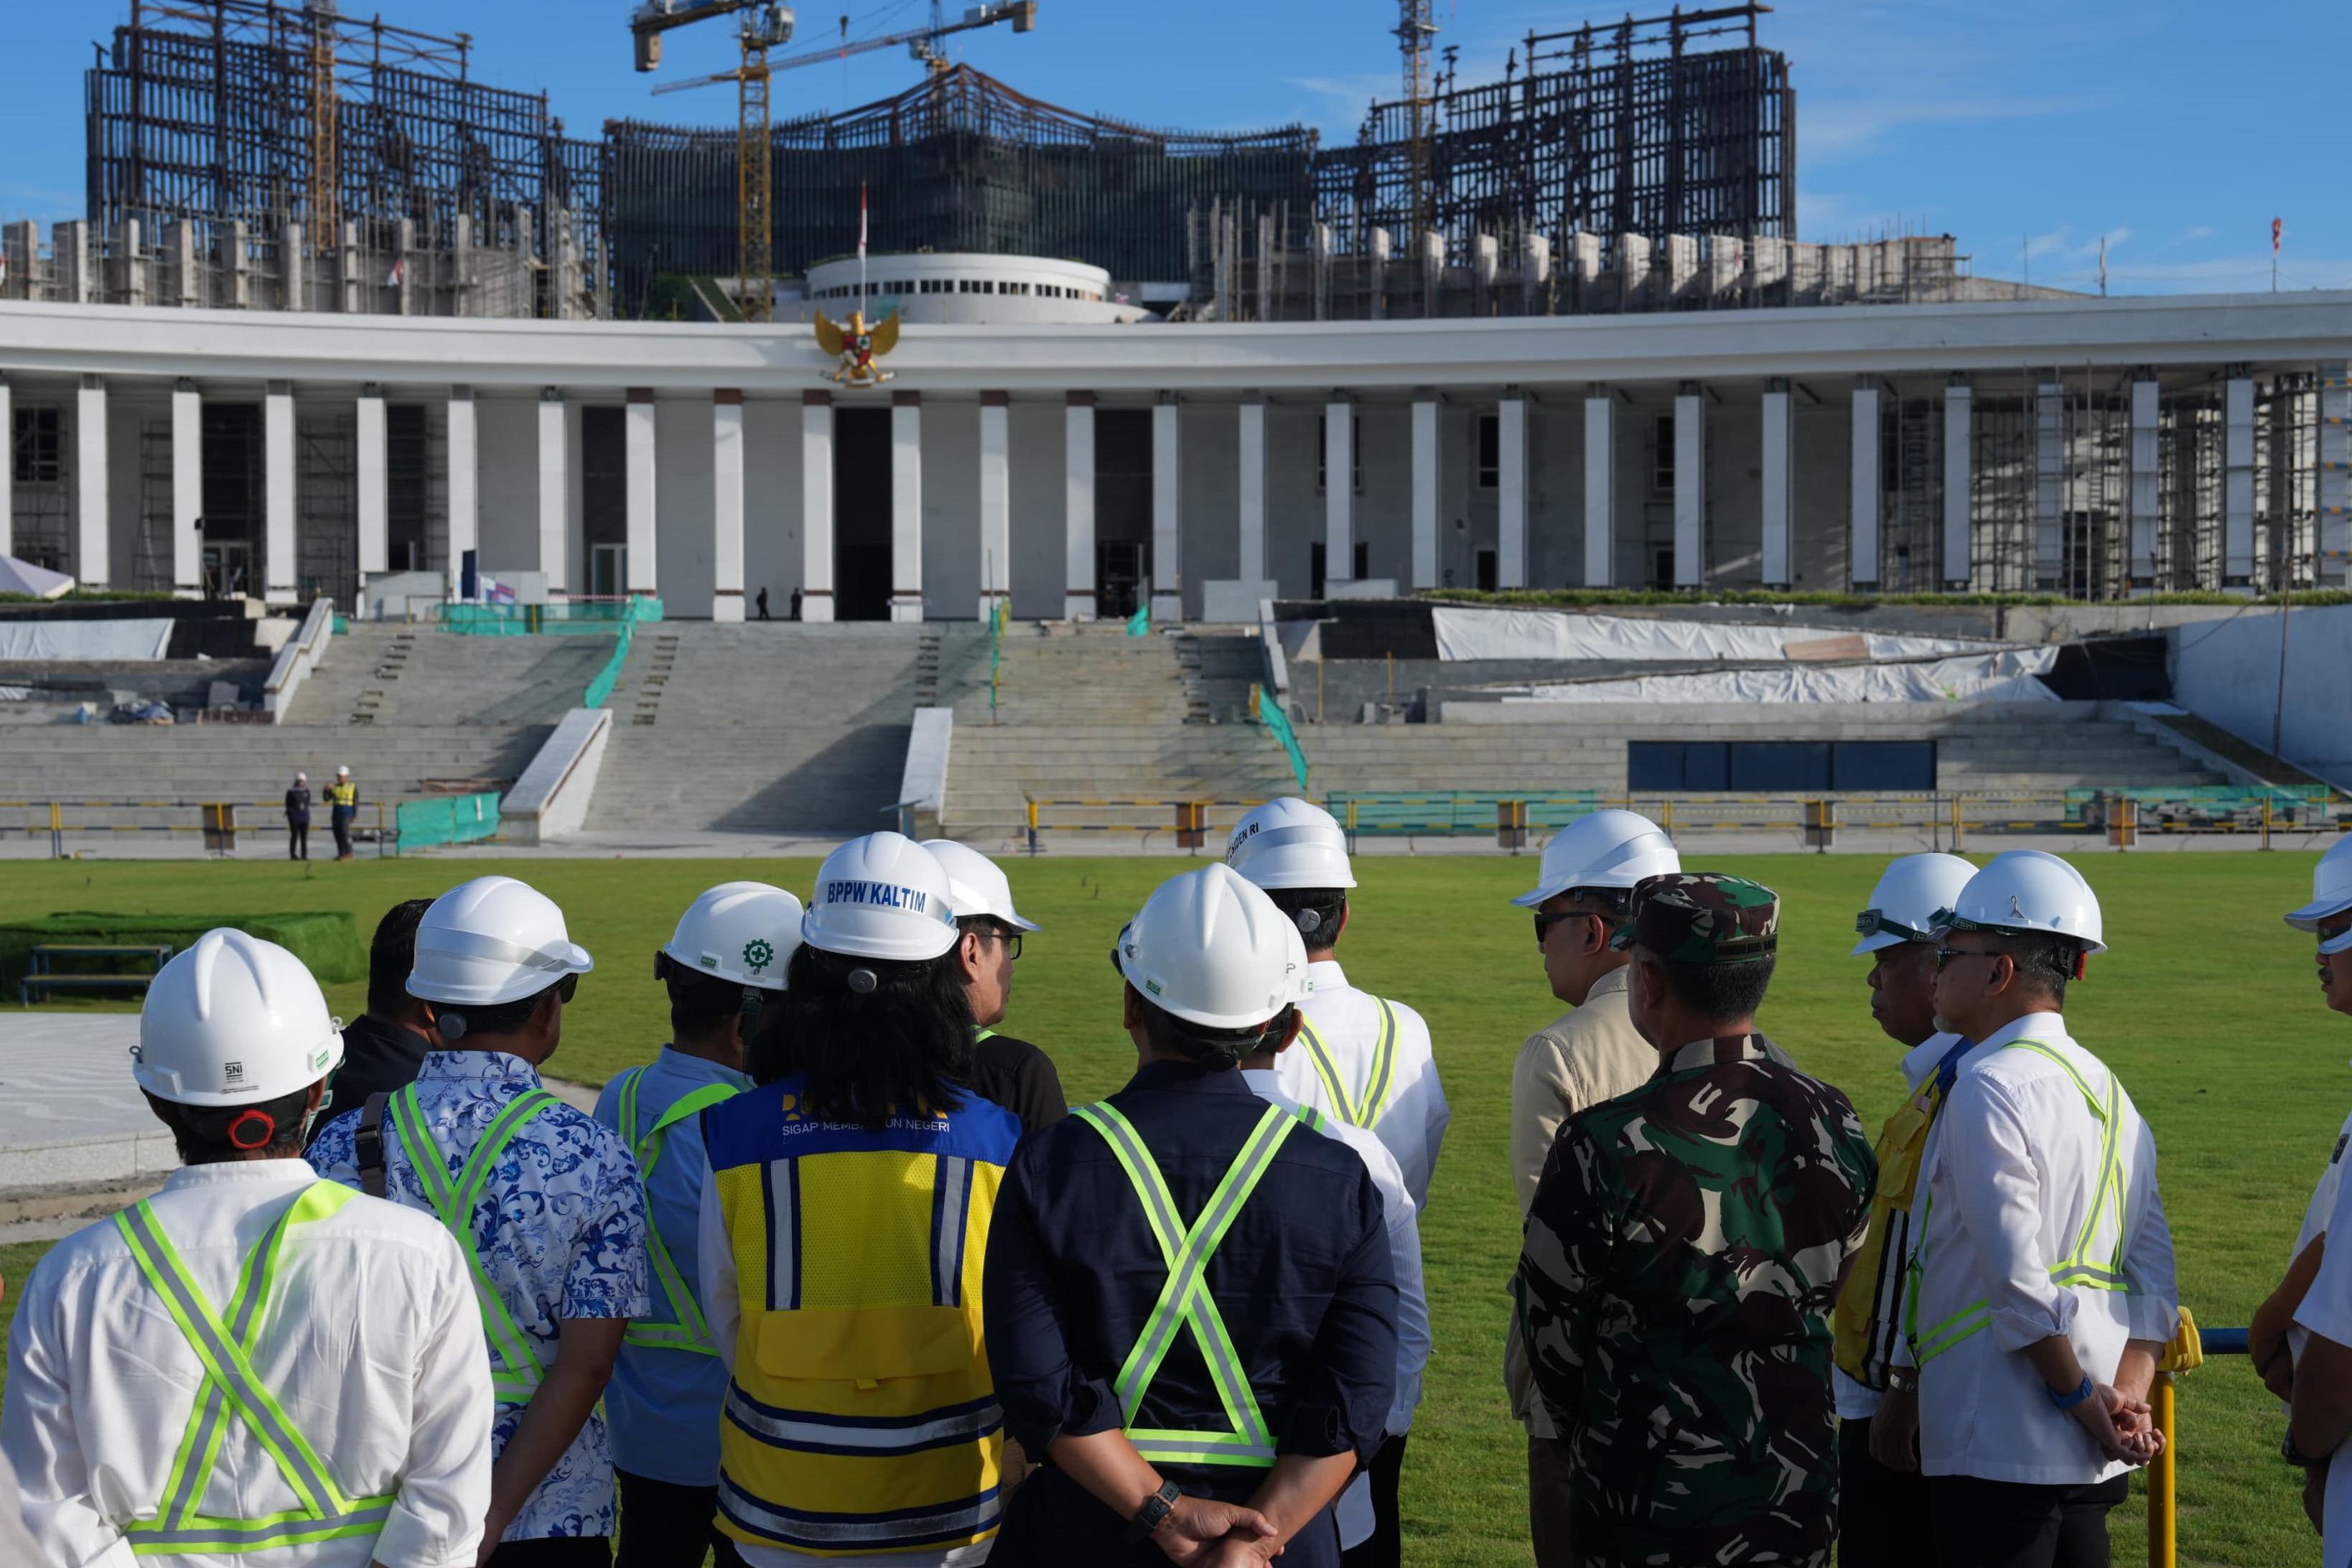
[0,555,75,599]
[1500,648,2062,705]
[1429,606,2008,663]
[0,618,175,661]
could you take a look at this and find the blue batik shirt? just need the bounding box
[592,1045,750,1486]
[312,1049,652,1541]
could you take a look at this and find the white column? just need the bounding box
[2321,363,2349,587]
[1673,381,1704,587]
[1943,377,1973,588]
[1323,394,1355,584]
[627,388,658,597]
[1065,392,1096,620]
[979,392,1010,620]
[890,391,923,622]
[2034,382,2064,589]
[357,383,387,583]
[1582,388,1615,587]
[447,387,477,600]
[801,391,836,622]
[0,376,11,559]
[1152,393,1182,621]
[2225,370,2257,587]
[172,380,202,597]
[1238,397,1267,586]
[263,380,295,604]
[1410,394,1439,589]
[2129,377,2160,589]
[1497,391,1528,588]
[711,391,745,622]
[75,375,109,587]
[537,389,568,592]
[1850,379,1882,588]
[1761,379,1792,588]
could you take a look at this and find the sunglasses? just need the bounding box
[554,973,580,1004]
[1932,947,2002,974]
[1855,910,1936,944]
[1534,909,1618,946]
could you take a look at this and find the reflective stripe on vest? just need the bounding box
[1903,1040,2128,1366]
[1295,998,1399,1131]
[116,1182,396,1555]
[389,1083,559,1405]
[616,1065,739,1355]
[1072,1099,1297,1469]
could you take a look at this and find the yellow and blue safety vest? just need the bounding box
[703,1075,1022,1559]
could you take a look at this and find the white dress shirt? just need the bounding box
[2293,1111,2352,1568]
[1898,1014,2179,1486]
[1277,958,1450,1211]
[2287,1100,2352,1371]
[1,1159,493,1568]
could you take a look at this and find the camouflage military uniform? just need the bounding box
[1517,874,1877,1568]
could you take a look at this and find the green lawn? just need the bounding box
[0,851,2338,1566]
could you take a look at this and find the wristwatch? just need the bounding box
[1885,1366,1919,1396]
[1122,1479,1181,1545]
[2045,1376,2097,1411]
[2285,1430,2328,1470]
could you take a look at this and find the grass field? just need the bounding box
[1,850,2341,1567]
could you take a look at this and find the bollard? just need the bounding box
[1175,800,1208,852]
[50,801,64,860]
[2108,796,2139,851]
[1025,798,1040,857]
[1803,798,1835,853]
[1496,799,1529,853]
[200,802,237,855]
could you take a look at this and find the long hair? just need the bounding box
[748,943,974,1125]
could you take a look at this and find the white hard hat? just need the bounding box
[408,875,595,1006]
[1510,809,1681,909]
[664,881,806,990]
[1937,850,2106,955]
[133,929,344,1107]
[803,832,960,961]
[294,771,307,783]
[922,840,1039,932]
[1852,853,1977,956]
[2287,837,2352,956]
[336,766,350,776]
[1115,863,1306,1030]
[1225,798,1357,891]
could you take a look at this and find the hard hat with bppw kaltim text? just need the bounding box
[665,882,806,990]
[1114,863,1307,1030]
[1936,850,2105,954]
[2287,837,2352,956]
[408,875,594,1007]
[804,832,961,961]
[1510,808,1681,909]
[133,929,344,1106]
[922,840,1040,932]
[1852,852,1977,956]
[1225,798,1357,891]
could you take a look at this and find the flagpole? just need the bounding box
[859,182,869,314]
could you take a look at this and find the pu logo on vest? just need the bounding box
[778,1093,803,1124]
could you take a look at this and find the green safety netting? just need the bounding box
[2062,784,2338,829]
[440,597,666,637]
[395,793,501,851]
[1252,684,1310,793]
[1325,791,1602,837]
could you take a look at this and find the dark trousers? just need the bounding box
[1928,1473,2129,1568]
[1529,1434,1575,1568]
[484,1537,612,1568]
[286,822,308,860]
[615,1470,747,1568]
[1340,1432,1408,1568]
[330,809,353,858]
[1838,1417,1931,1567]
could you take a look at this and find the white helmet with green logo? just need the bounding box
[663,881,806,990]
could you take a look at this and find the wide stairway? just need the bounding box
[285,623,613,728]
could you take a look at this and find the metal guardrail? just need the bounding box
[0,799,400,858]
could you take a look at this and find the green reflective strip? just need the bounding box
[156,1203,284,1531]
[1358,999,1399,1128]
[1294,1022,1356,1126]
[1296,1106,1330,1136]
[1072,1101,1294,1468]
[619,1072,738,1355]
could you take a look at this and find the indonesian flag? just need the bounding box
[386,256,405,287]
[2273,218,2284,253]
[859,184,868,263]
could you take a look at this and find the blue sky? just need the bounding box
[7,0,2347,294]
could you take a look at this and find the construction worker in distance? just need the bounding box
[310,874,651,1567]
[285,770,312,861]
[2,928,495,1567]
[696,834,1022,1564]
[1225,798,1449,1211]
[925,838,1068,1131]
[2257,838,2352,1549]
[1877,851,2178,1568]
[1518,873,1876,1568]
[594,882,803,1568]
[1830,852,1976,1568]
[327,765,359,861]
[985,862,1400,1567]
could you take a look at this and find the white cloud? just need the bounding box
[1801,93,2078,162]
[2171,225,2218,246]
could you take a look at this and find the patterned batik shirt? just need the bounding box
[1517,1035,1876,1568]
[311,1049,651,1541]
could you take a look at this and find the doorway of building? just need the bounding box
[1093,409,1152,617]
[202,540,251,599]
[582,406,626,596]
[200,403,261,597]
[589,543,627,599]
[1098,541,1149,619]
[834,408,892,620]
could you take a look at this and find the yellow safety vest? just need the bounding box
[613,1067,739,1355]
[327,782,356,810]
[1834,1043,1966,1389]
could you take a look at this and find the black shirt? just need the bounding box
[284,786,311,824]
[308,1013,431,1150]
[960,1030,1067,1135]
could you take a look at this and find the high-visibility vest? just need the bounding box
[327,782,357,811]
[114,1182,398,1555]
[613,1066,738,1355]
[1903,1040,2129,1366]
[1294,997,1400,1131]
[388,1083,560,1406]
[706,1079,1019,1558]
[1070,1098,1299,1470]
[1834,1040,1969,1390]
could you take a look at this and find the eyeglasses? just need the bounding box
[1932,947,2002,974]
[973,929,1023,961]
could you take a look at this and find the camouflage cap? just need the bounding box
[1610,872,1781,964]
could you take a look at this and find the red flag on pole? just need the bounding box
[2273,218,2283,253]
[859,184,869,261]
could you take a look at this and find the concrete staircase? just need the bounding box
[286,624,614,728]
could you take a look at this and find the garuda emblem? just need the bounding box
[815,308,900,388]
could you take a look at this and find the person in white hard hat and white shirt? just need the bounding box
[1226,798,1449,1213]
[592,884,803,1568]
[1831,852,1975,1568]
[311,876,651,1568]
[3,928,495,1568]
[925,839,1068,1132]
[1879,850,2178,1568]
[2261,838,2352,1552]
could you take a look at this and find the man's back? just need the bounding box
[1276,959,1448,1208]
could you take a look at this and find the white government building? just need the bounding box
[3,251,2348,622]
